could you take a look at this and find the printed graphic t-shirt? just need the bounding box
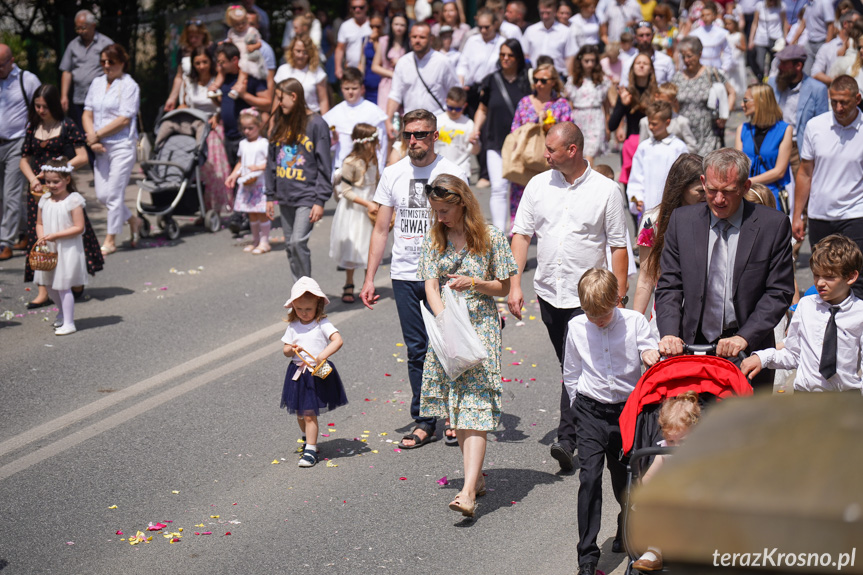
[373,155,468,281]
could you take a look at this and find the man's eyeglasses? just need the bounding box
[100,59,116,66]
[74,26,89,32]
[401,131,433,140]
[186,19,204,26]
[424,184,460,198]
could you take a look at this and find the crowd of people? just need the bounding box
[1,0,863,571]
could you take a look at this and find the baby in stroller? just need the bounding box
[632,391,702,572]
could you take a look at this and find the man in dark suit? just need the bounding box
[654,149,795,388]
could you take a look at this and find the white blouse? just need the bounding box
[84,73,140,143]
[182,77,219,115]
[274,64,327,112]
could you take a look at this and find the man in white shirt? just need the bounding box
[485,0,525,46]
[810,11,859,86]
[509,122,629,471]
[505,0,530,32]
[690,1,734,74]
[387,22,458,139]
[523,0,577,76]
[0,44,40,260]
[457,9,505,89]
[803,0,835,74]
[334,0,371,80]
[598,0,642,44]
[618,21,676,86]
[360,109,469,449]
[793,75,863,299]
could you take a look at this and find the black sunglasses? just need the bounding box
[100,59,116,66]
[446,105,464,112]
[401,130,432,140]
[424,184,460,198]
[535,78,551,84]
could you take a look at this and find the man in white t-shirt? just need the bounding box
[361,109,469,449]
[803,0,835,74]
[508,122,629,472]
[598,0,642,44]
[387,22,458,138]
[523,0,577,76]
[793,75,863,298]
[334,0,371,80]
[457,9,505,89]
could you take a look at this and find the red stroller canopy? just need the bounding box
[620,355,753,455]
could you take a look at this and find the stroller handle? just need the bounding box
[683,343,747,361]
[627,446,675,468]
[141,160,188,170]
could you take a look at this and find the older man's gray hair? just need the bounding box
[703,148,751,188]
[75,10,97,24]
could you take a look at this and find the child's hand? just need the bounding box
[266,201,276,220]
[740,355,762,380]
[642,349,661,367]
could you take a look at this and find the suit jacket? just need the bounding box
[768,74,829,149]
[655,200,795,353]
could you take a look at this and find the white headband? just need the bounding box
[353,134,378,144]
[40,164,74,174]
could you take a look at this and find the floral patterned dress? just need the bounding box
[565,77,609,158]
[509,96,572,228]
[673,68,726,156]
[418,225,518,431]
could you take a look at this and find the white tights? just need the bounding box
[47,287,75,328]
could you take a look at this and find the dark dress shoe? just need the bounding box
[577,562,597,575]
[612,536,624,553]
[633,556,663,571]
[26,298,54,309]
[0,246,12,260]
[550,442,574,471]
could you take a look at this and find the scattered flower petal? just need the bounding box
[437,476,449,486]
[107,505,118,509]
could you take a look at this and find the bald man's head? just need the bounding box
[0,45,14,80]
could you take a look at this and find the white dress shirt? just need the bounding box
[389,50,458,115]
[599,0,643,43]
[337,18,372,68]
[512,165,628,309]
[627,134,689,213]
[754,293,863,392]
[812,37,843,77]
[569,13,601,48]
[84,74,140,144]
[800,109,863,220]
[619,49,676,87]
[499,20,525,48]
[457,34,505,86]
[523,20,577,75]
[691,25,734,73]
[0,65,40,140]
[804,0,834,42]
[563,308,658,405]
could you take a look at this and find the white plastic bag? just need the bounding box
[420,285,488,380]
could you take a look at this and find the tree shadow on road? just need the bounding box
[322,437,373,460]
[598,536,628,574]
[444,467,564,526]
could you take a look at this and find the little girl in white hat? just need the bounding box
[280,276,347,467]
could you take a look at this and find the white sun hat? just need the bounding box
[283,276,330,309]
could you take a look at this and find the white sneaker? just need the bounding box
[55,324,77,336]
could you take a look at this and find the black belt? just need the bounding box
[576,392,626,414]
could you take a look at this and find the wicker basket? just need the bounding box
[29,244,57,271]
[297,349,333,379]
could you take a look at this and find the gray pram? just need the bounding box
[136,108,220,239]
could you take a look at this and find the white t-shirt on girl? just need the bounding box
[281,318,338,366]
[239,136,269,175]
[373,155,468,281]
[753,1,785,46]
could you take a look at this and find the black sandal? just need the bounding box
[398,426,438,449]
[341,284,355,304]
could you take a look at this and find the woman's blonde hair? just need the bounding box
[747,83,783,128]
[658,390,701,438]
[347,123,379,172]
[853,35,863,77]
[180,22,212,51]
[534,62,566,96]
[577,268,618,317]
[427,174,490,256]
[286,33,320,70]
[744,182,777,209]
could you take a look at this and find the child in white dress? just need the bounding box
[34,157,88,336]
[329,123,380,304]
[226,109,270,254]
[209,6,267,99]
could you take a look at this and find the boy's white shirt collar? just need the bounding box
[814,291,858,310]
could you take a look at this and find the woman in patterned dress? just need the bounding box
[509,63,572,231]
[566,45,610,163]
[19,84,103,308]
[419,174,517,518]
[672,36,736,156]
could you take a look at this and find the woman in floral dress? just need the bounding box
[673,36,736,156]
[566,45,609,163]
[509,63,572,230]
[419,174,517,519]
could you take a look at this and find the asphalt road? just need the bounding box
[0,142,812,574]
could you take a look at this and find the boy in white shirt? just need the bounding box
[563,268,659,575]
[742,235,863,392]
[637,83,698,153]
[434,87,480,178]
[322,67,388,171]
[627,101,689,215]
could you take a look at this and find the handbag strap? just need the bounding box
[413,53,445,112]
[493,71,516,116]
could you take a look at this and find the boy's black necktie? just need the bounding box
[819,306,840,380]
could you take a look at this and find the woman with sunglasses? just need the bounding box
[164,19,213,112]
[507,62,572,230]
[418,174,517,518]
[82,44,143,255]
[470,39,532,233]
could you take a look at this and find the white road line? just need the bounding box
[0,305,370,463]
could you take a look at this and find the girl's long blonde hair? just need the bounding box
[346,123,379,173]
[427,174,489,255]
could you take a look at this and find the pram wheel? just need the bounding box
[165,217,181,240]
[139,217,151,238]
[204,210,221,233]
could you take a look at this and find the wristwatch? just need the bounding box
[620,295,629,306]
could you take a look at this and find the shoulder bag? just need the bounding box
[413,53,445,112]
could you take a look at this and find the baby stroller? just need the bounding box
[136,108,219,240]
[619,345,753,574]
